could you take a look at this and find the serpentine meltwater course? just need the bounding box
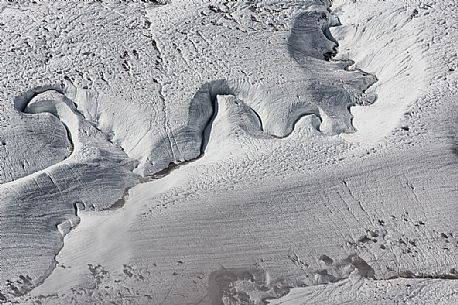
[0,0,457,304]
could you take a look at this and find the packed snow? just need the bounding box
[0,0,456,304]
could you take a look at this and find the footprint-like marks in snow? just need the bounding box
[0,2,378,302]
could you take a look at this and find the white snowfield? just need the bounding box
[0,0,456,304]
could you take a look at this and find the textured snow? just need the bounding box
[0,0,457,304]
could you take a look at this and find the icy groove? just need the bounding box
[0,0,380,302]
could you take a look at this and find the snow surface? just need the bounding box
[0,0,457,304]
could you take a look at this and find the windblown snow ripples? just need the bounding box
[0,0,379,302]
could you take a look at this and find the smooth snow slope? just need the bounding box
[0,0,457,304]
